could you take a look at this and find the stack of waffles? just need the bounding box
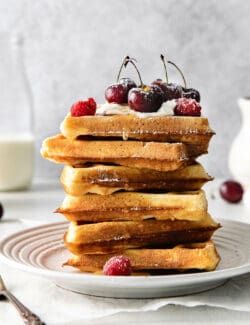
[41,109,221,274]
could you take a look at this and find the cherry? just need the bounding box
[156,55,201,103]
[128,85,164,112]
[103,255,132,276]
[105,56,137,104]
[105,84,129,104]
[168,61,200,102]
[220,180,244,203]
[182,87,201,102]
[0,202,3,219]
[119,77,137,90]
[127,58,164,112]
[174,98,201,116]
[165,83,183,100]
[151,79,168,102]
[70,98,97,116]
[152,55,183,102]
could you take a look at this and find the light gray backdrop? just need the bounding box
[1,0,249,179]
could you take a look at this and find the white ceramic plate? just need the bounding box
[0,219,250,298]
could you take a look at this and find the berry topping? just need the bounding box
[0,202,3,219]
[154,55,200,102]
[128,85,164,112]
[183,87,201,102]
[125,58,163,112]
[105,56,137,104]
[103,255,132,276]
[70,98,97,117]
[165,83,183,100]
[105,84,129,104]
[174,98,201,116]
[220,180,244,203]
[119,77,137,90]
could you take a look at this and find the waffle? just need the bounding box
[60,114,215,146]
[61,162,212,195]
[64,214,220,255]
[64,240,220,272]
[41,134,200,171]
[57,190,208,222]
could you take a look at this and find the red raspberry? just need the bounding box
[70,98,97,117]
[174,98,201,116]
[103,255,132,276]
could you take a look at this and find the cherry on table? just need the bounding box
[220,180,244,203]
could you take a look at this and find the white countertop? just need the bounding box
[0,179,250,325]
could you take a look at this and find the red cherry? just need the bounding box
[105,78,136,104]
[182,87,201,102]
[152,80,183,102]
[105,84,128,104]
[119,77,137,91]
[70,98,96,117]
[103,255,132,276]
[174,98,201,116]
[220,180,244,203]
[128,85,164,112]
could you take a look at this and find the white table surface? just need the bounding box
[0,179,250,325]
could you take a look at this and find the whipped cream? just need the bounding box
[96,100,176,117]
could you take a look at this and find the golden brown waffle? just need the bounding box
[60,114,215,146]
[57,190,208,222]
[64,240,220,272]
[61,162,212,195]
[64,214,220,255]
[41,134,198,171]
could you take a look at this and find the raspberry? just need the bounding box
[70,98,97,117]
[103,255,132,276]
[174,98,201,116]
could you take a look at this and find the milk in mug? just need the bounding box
[0,134,34,191]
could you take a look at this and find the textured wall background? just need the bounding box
[1,0,250,179]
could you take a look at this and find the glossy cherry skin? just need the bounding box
[220,180,244,203]
[152,79,182,102]
[166,83,183,100]
[182,87,200,102]
[105,78,137,104]
[105,84,128,104]
[151,79,169,101]
[128,85,164,112]
[119,77,137,91]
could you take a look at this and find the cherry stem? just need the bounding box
[126,58,144,87]
[160,54,168,84]
[167,60,187,88]
[116,55,130,83]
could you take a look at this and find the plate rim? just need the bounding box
[0,218,250,287]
